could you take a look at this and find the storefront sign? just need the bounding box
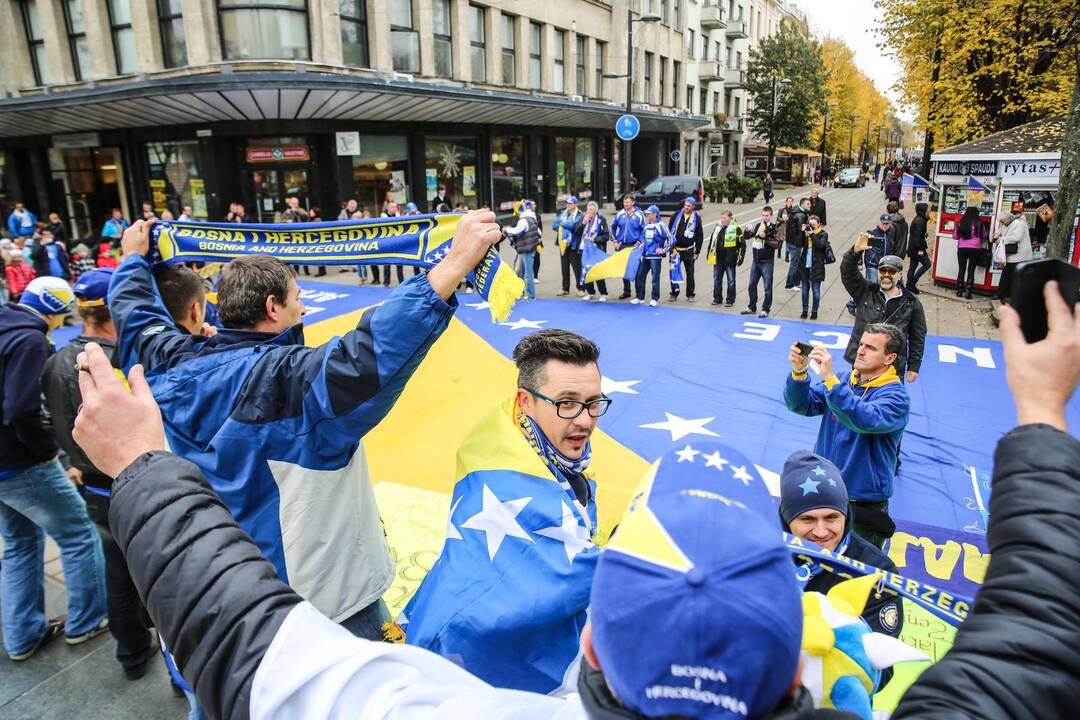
[246,146,310,163]
[53,132,101,149]
[336,132,361,156]
[1000,159,1060,178]
[935,160,997,176]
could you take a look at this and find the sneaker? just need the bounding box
[687,296,696,303]
[618,292,631,300]
[65,618,109,646]
[711,300,722,305]
[740,308,755,315]
[582,294,592,301]
[758,310,769,318]
[9,616,66,661]
[649,300,658,307]
[577,290,587,298]
[723,302,734,307]
[800,310,808,319]
[598,295,607,302]
[811,312,818,320]
[557,291,570,296]
[631,298,642,304]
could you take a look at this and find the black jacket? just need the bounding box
[745,218,780,263]
[797,230,830,283]
[809,197,827,226]
[787,208,809,247]
[41,336,116,488]
[30,240,71,279]
[0,303,58,472]
[670,211,704,253]
[893,424,1080,718]
[890,213,909,259]
[907,205,929,258]
[841,249,927,374]
[802,531,902,637]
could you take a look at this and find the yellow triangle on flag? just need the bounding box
[607,467,693,573]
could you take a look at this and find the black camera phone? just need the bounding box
[1010,258,1080,343]
[795,342,815,357]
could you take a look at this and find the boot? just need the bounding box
[955,283,964,297]
[965,287,973,299]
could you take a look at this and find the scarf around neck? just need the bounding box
[514,400,594,527]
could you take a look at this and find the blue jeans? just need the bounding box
[801,276,822,313]
[636,257,663,301]
[517,251,536,300]
[713,263,736,304]
[786,245,803,288]
[747,261,774,312]
[0,459,106,656]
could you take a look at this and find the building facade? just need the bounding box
[0,0,705,238]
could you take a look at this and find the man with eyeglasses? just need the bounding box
[841,245,927,383]
[402,329,610,694]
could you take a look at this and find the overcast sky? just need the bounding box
[797,0,914,121]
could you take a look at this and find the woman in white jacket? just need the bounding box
[993,211,1032,301]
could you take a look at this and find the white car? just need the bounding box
[836,168,866,188]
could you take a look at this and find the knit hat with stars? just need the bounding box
[779,450,848,527]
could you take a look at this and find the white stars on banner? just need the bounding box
[500,318,548,330]
[639,413,721,441]
[601,376,641,395]
[460,485,533,561]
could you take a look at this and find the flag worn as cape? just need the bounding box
[401,397,600,694]
[583,246,643,285]
[149,216,524,322]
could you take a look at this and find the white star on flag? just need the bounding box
[460,485,534,561]
[500,318,548,330]
[703,451,728,470]
[640,412,721,442]
[445,496,463,541]
[731,465,755,486]
[535,501,593,563]
[465,300,491,310]
[675,444,700,463]
[602,376,641,395]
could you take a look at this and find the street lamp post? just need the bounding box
[818,102,837,181]
[767,76,791,176]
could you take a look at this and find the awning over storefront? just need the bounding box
[0,66,709,138]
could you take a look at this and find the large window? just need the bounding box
[469,5,486,83]
[426,137,479,209]
[554,137,594,203]
[219,0,310,61]
[659,56,666,106]
[687,28,695,60]
[107,0,135,74]
[529,22,541,89]
[673,60,681,107]
[62,0,91,81]
[146,141,205,217]
[389,0,419,73]
[491,136,525,211]
[20,0,49,85]
[644,51,653,104]
[158,0,186,68]
[501,14,515,86]
[594,41,605,97]
[553,30,565,93]
[433,0,452,78]
[575,35,586,95]
[348,135,410,212]
[672,0,680,30]
[340,0,368,67]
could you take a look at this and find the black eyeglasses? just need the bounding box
[526,389,612,419]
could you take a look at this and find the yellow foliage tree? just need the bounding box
[877,0,1079,149]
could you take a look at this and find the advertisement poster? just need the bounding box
[190,179,208,218]
[390,170,408,204]
[426,168,439,200]
[149,179,167,212]
[462,166,476,196]
[556,160,566,188]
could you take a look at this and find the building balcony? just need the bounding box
[726,19,749,39]
[724,68,746,88]
[713,114,744,133]
[701,5,726,29]
[696,61,724,82]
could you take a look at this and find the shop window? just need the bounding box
[491,136,525,212]
[348,135,410,214]
[390,0,419,73]
[426,137,479,210]
[48,146,127,240]
[340,0,368,68]
[575,35,585,96]
[62,0,91,81]
[157,0,187,68]
[218,0,310,61]
[594,41,604,98]
[942,185,997,218]
[469,5,486,83]
[501,14,515,86]
[20,0,50,85]
[554,137,594,204]
[553,30,565,94]
[529,22,541,90]
[146,141,205,218]
[108,0,136,75]
[433,0,452,78]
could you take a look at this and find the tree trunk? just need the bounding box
[1047,54,1080,260]
[767,143,776,178]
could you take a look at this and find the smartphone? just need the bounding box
[795,342,815,357]
[1011,258,1080,343]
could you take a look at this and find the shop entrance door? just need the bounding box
[250,167,310,222]
[47,146,127,241]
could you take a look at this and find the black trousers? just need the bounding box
[84,491,154,672]
[671,249,696,298]
[956,248,981,288]
[382,265,405,286]
[995,261,1017,299]
[584,241,608,296]
[560,248,583,292]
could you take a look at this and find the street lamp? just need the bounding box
[818,102,838,181]
[767,76,791,174]
[601,10,661,202]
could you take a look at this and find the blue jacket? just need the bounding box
[102,217,129,239]
[553,208,584,250]
[640,221,674,259]
[108,254,457,621]
[784,366,909,502]
[0,304,58,474]
[611,208,645,248]
[7,209,37,238]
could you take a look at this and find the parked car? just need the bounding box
[836,167,866,188]
[630,175,704,211]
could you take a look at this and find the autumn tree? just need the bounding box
[878,0,1080,151]
[745,23,827,172]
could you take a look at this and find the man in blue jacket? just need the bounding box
[6,201,37,239]
[107,212,501,641]
[784,322,910,548]
[610,194,645,299]
[553,196,585,297]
